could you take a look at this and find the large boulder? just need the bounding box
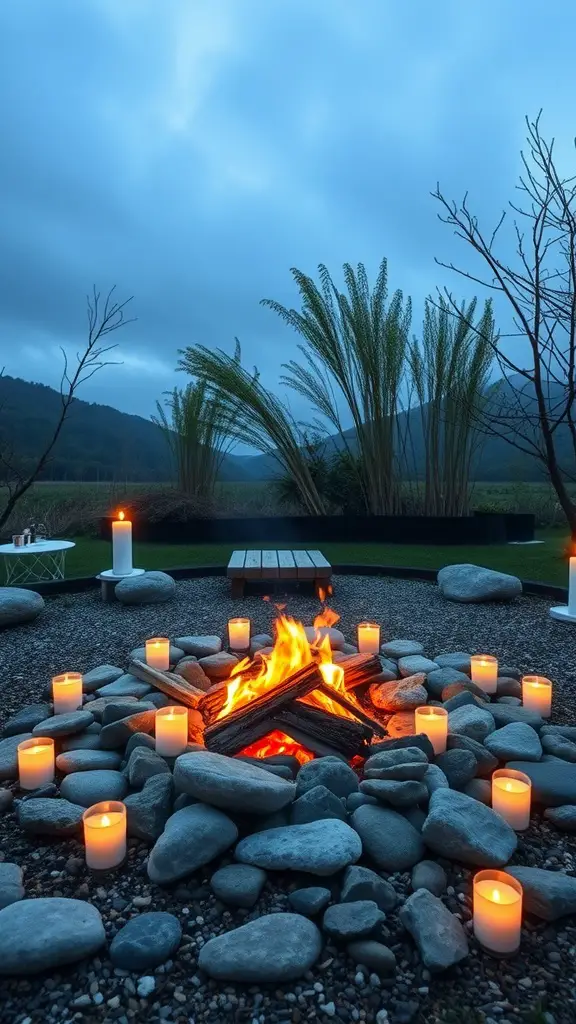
[235,819,362,876]
[422,789,517,867]
[0,898,105,974]
[437,564,522,603]
[115,571,176,605]
[174,751,296,814]
[148,804,238,884]
[0,588,44,628]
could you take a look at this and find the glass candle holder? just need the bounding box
[17,737,55,790]
[52,672,83,715]
[228,617,251,652]
[414,706,448,754]
[83,801,127,870]
[473,869,523,955]
[319,662,345,690]
[357,622,380,654]
[145,637,170,671]
[155,706,188,757]
[471,655,498,694]
[521,675,552,718]
[492,768,531,830]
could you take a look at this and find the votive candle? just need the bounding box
[228,617,250,652]
[357,622,380,654]
[18,737,55,790]
[52,672,83,715]
[471,655,498,694]
[522,675,552,718]
[112,511,133,576]
[145,637,170,671]
[83,801,127,870]
[155,706,188,757]
[414,705,448,754]
[319,662,345,690]
[492,769,531,830]
[473,870,523,955]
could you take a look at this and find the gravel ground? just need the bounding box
[1,575,576,1024]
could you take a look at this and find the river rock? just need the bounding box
[381,640,424,659]
[323,900,385,940]
[199,913,322,982]
[2,704,51,738]
[369,674,427,712]
[0,587,44,627]
[174,751,295,814]
[541,733,576,762]
[346,939,397,975]
[489,705,544,730]
[210,864,267,908]
[463,779,491,805]
[127,747,171,788]
[115,570,176,604]
[198,652,239,680]
[446,733,499,776]
[437,564,522,602]
[148,804,238,884]
[448,704,495,742]
[399,889,468,971]
[426,668,471,698]
[290,784,347,824]
[365,747,428,772]
[56,749,122,773]
[174,660,211,690]
[442,691,485,714]
[507,866,576,920]
[102,700,155,726]
[341,865,397,911]
[33,711,94,738]
[544,806,576,832]
[364,761,428,782]
[434,750,477,789]
[360,779,427,808]
[175,635,222,657]
[0,863,24,909]
[18,798,85,836]
[0,732,32,778]
[110,912,182,970]
[434,652,472,673]
[506,760,576,806]
[82,664,124,693]
[85,697,140,723]
[484,722,542,761]
[423,764,449,796]
[398,656,439,678]
[350,804,424,871]
[99,710,156,749]
[295,756,358,799]
[96,674,152,699]
[236,818,361,875]
[288,887,331,916]
[0,898,105,974]
[59,725,103,751]
[369,734,435,760]
[541,724,576,743]
[411,859,447,896]
[125,774,173,842]
[60,770,128,807]
[497,677,522,698]
[347,792,378,811]
[422,789,517,866]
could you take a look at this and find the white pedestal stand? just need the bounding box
[550,606,576,624]
[97,568,145,602]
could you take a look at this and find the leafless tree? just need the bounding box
[0,286,135,531]
[433,112,576,538]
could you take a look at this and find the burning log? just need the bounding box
[129,660,204,709]
[342,653,382,690]
[276,702,372,759]
[316,682,386,736]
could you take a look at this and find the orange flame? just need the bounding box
[240,730,314,765]
[118,510,125,521]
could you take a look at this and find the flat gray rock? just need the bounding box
[484,722,542,761]
[350,804,424,871]
[381,640,424,659]
[56,749,121,773]
[130,645,184,665]
[434,750,477,789]
[443,691,486,714]
[115,570,176,605]
[125,774,173,843]
[96,675,152,699]
[110,912,181,970]
[18,798,85,836]
[174,751,295,814]
[3,704,51,738]
[364,761,428,782]
[434,653,472,673]
[369,735,435,760]
[446,734,498,777]
[360,779,427,808]
[60,770,128,808]
[323,900,385,940]
[82,665,124,693]
[33,711,94,738]
[174,661,211,690]
[463,779,492,805]
[148,803,238,884]
[198,913,322,982]
[497,697,521,707]
[423,764,449,796]
[544,806,576,832]
[175,635,222,657]
[236,818,362,876]
[0,587,44,627]
[127,747,171,788]
[369,674,427,712]
[59,725,102,751]
[99,710,156,749]
[399,889,468,971]
[288,887,331,916]
[198,652,239,680]
[295,757,358,799]
[0,732,32,779]
[507,866,576,920]
[448,704,495,742]
[365,747,428,772]
[0,898,105,974]
[398,656,439,678]
[0,863,24,909]
[422,789,517,866]
[341,865,397,910]
[541,725,576,743]
[506,760,576,807]
[210,864,267,908]
[101,700,155,726]
[411,859,447,896]
[437,564,522,602]
[497,677,522,698]
[489,705,544,731]
[346,940,396,975]
[290,784,347,825]
[426,668,471,698]
[80,696,140,723]
[540,734,576,762]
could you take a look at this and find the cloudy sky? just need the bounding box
[1,0,575,427]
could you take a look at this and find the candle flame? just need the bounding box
[118,510,125,521]
[505,782,513,792]
[492,888,501,902]
[101,814,111,827]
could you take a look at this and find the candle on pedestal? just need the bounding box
[145,637,170,671]
[155,706,188,756]
[492,769,531,830]
[228,617,251,652]
[52,672,83,715]
[112,511,133,576]
[473,870,523,955]
[18,737,55,790]
[414,706,448,754]
[471,655,498,694]
[83,801,127,870]
[522,675,552,718]
[357,623,380,654]
[319,662,345,690]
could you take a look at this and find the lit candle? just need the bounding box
[228,617,251,652]
[357,622,380,654]
[145,637,170,671]
[18,737,55,790]
[471,655,498,694]
[83,801,127,870]
[414,706,448,754]
[522,675,552,718]
[155,706,188,757]
[492,769,531,830]
[473,870,523,955]
[52,672,83,715]
[319,662,345,690]
[112,510,133,576]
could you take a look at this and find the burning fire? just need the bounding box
[241,730,314,765]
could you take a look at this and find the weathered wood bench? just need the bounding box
[227,549,332,599]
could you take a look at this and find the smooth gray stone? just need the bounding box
[434,653,471,673]
[0,863,24,909]
[56,749,121,773]
[341,865,397,911]
[422,789,517,867]
[489,705,544,731]
[175,635,222,657]
[541,725,576,743]
[507,866,576,920]
[544,806,576,832]
[21,783,57,800]
[346,940,397,975]
[3,705,51,738]
[442,691,484,713]
[127,747,171,788]
[60,725,102,751]
[323,900,385,940]
[33,711,94,738]
[448,705,495,742]
[0,732,32,779]
[236,818,362,876]
[381,640,424,659]
[129,645,184,665]
[351,804,425,871]
[399,889,468,971]
[369,735,435,760]
[115,570,176,605]
[18,798,84,836]
[148,803,238,884]
[506,760,576,806]
[411,860,447,897]
[96,675,151,699]
[423,764,449,796]
[398,656,439,678]
[101,700,155,726]
[434,750,477,789]
[0,587,44,627]
[364,761,428,782]
[174,751,295,814]
[426,668,470,699]
[110,912,182,970]
[0,898,105,974]
[463,779,491,805]
[82,665,124,693]
[346,792,378,811]
[437,563,522,602]
[369,675,427,712]
[499,665,521,680]
[60,770,128,808]
[360,779,427,808]
[497,696,522,706]
[125,774,173,843]
[288,887,331,916]
[496,677,522,698]
[290,784,347,825]
[198,913,322,982]
[402,806,427,832]
[441,680,488,702]
[125,732,156,759]
[446,734,498,777]
[484,722,542,761]
[99,710,156,749]
[295,757,359,799]
[210,864,267,908]
[541,734,576,762]
[364,747,428,772]
[198,652,239,680]
[146,691,172,709]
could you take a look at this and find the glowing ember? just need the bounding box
[240,730,314,765]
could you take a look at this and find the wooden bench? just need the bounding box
[227,549,332,599]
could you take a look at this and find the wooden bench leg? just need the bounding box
[231,578,245,599]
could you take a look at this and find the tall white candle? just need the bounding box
[569,556,576,615]
[155,706,188,756]
[112,511,133,576]
[473,870,523,955]
[522,675,552,718]
[471,655,498,694]
[83,801,127,870]
[52,672,83,715]
[18,737,55,790]
[357,623,380,654]
[228,618,250,652]
[146,638,170,671]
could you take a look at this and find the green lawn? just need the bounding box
[55,528,569,586]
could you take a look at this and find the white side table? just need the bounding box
[0,540,76,585]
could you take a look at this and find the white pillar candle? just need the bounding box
[492,769,531,830]
[522,675,552,718]
[18,737,55,790]
[569,556,576,615]
[357,622,380,654]
[228,617,251,652]
[52,672,83,715]
[473,870,523,955]
[414,706,448,754]
[471,655,498,694]
[146,637,170,671]
[155,706,188,757]
[83,801,127,870]
[112,511,133,576]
